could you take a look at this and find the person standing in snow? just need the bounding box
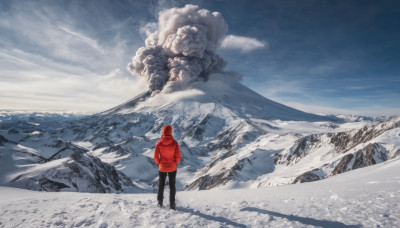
[154,125,181,210]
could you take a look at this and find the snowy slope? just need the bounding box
[262,116,400,186]
[1,157,399,227]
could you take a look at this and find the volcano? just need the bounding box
[103,74,338,122]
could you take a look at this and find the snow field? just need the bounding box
[1,158,399,227]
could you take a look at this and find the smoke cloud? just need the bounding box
[128,4,228,94]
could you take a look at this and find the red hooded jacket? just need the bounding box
[154,125,181,172]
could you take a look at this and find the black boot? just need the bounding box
[170,203,175,210]
[157,201,163,208]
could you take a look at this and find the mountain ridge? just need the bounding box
[0,76,398,192]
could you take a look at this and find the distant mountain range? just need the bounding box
[1,75,399,193]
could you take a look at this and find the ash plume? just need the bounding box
[128,4,228,94]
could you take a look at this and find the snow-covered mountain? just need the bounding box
[0,74,399,193]
[7,151,143,193]
[0,134,143,193]
[271,117,400,185]
[0,111,85,124]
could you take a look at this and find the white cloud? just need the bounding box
[59,26,105,54]
[220,35,267,52]
[0,1,136,73]
[97,69,148,97]
[0,2,147,113]
[0,48,147,113]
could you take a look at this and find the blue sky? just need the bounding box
[0,0,399,116]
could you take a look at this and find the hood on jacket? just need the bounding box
[159,125,174,145]
[162,125,172,136]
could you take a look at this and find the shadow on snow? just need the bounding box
[178,207,246,228]
[240,207,362,228]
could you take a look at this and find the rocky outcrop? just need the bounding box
[330,119,400,152]
[293,143,389,184]
[275,134,325,166]
[8,152,144,193]
[293,169,323,184]
[185,171,232,190]
[0,135,11,146]
[181,115,210,141]
[330,154,354,176]
[331,143,387,176]
[276,117,400,173]
[43,142,88,162]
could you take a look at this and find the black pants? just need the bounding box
[157,170,177,206]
